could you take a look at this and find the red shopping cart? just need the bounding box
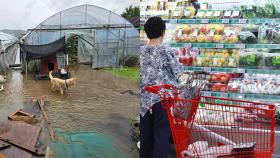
[145,84,276,158]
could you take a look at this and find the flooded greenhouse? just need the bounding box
[0,4,140,158]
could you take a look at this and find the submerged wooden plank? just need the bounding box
[38,98,57,141]
[0,122,41,158]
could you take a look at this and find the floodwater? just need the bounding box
[0,65,140,158]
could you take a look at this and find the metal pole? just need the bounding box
[25,61,28,78]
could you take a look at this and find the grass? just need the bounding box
[104,67,140,82]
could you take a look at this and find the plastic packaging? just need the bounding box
[238,50,263,68]
[264,53,280,69]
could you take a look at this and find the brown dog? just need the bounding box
[49,71,77,95]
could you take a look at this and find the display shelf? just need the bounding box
[184,66,280,74]
[201,91,280,101]
[169,43,280,49]
[171,18,280,24]
[141,18,280,25]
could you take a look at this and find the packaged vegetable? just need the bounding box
[238,31,257,44]
[196,10,206,19]
[213,10,223,18]
[264,53,280,69]
[238,50,263,68]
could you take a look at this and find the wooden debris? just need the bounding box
[0,137,44,156]
[8,115,39,125]
[8,109,38,125]
[0,143,10,150]
[0,122,41,158]
[38,98,57,141]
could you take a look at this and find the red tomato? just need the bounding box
[211,76,218,82]
[220,85,227,92]
[175,50,179,56]
[180,48,186,56]
[214,83,223,90]
[221,76,229,83]
[188,57,193,65]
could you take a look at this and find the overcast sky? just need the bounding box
[0,0,138,30]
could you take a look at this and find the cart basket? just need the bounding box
[145,84,276,158]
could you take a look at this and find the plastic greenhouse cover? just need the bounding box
[0,32,17,50]
[25,5,138,45]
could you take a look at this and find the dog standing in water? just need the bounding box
[49,71,77,95]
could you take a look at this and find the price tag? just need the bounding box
[239,19,247,24]
[222,19,230,24]
[214,11,222,18]
[196,11,205,18]
[184,43,192,48]
[237,94,245,99]
[203,91,211,96]
[224,11,232,18]
[178,29,183,36]
[231,11,240,18]
[220,92,228,98]
[216,44,224,48]
[203,67,211,72]
[192,29,199,36]
[170,19,178,24]
[201,19,209,24]
[237,68,245,73]
[236,44,246,49]
[209,29,215,37]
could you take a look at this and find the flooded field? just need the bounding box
[0,65,139,158]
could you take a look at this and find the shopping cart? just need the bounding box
[145,84,276,158]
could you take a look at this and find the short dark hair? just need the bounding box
[144,17,166,39]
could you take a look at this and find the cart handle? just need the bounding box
[145,84,177,94]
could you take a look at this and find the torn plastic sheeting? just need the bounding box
[47,130,126,158]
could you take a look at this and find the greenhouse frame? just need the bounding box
[0,32,18,73]
[23,4,140,69]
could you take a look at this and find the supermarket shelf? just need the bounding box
[170,18,280,24]
[184,66,280,74]
[170,43,280,49]
[141,18,280,25]
[200,91,280,101]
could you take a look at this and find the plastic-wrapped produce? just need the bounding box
[264,53,280,69]
[238,31,257,44]
[240,74,280,95]
[238,50,263,68]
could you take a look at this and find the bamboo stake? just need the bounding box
[38,98,57,141]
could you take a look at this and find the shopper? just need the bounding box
[140,16,182,158]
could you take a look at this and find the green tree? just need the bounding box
[121,6,140,28]
[66,34,78,64]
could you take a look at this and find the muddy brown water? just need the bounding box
[0,65,140,157]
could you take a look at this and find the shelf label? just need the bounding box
[222,19,230,24]
[236,44,246,49]
[203,67,211,72]
[239,19,247,24]
[202,91,211,96]
[201,19,209,24]
[184,43,192,48]
[220,93,228,98]
[237,68,245,73]
[237,94,245,99]
[169,19,178,24]
[216,44,224,48]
